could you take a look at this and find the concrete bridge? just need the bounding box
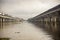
[0,13,14,22]
[28,4,60,40]
[0,12,21,29]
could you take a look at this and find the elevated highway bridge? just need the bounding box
[0,12,21,29]
[28,4,60,40]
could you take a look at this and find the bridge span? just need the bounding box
[0,12,22,29]
[28,4,60,40]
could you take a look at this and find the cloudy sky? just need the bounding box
[1,0,60,20]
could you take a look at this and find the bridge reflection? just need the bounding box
[28,5,60,40]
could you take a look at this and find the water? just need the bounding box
[0,21,53,40]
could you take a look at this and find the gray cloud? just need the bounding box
[1,0,60,19]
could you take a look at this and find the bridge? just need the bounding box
[28,4,60,40]
[0,12,22,29]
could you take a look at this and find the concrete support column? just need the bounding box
[51,16,57,32]
[0,17,3,29]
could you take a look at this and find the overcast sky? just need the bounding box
[1,0,60,20]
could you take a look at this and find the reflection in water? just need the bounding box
[0,38,10,40]
[0,22,20,29]
[0,21,53,40]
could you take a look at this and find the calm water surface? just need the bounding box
[0,21,53,40]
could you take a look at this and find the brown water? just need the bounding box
[0,21,53,40]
